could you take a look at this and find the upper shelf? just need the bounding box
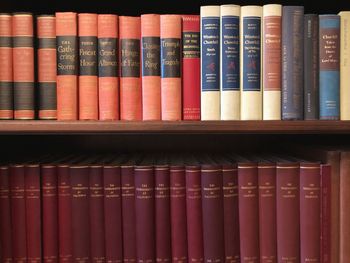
[0,120,350,134]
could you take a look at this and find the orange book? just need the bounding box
[160,15,182,121]
[98,14,119,120]
[56,12,78,120]
[78,13,98,120]
[141,14,161,120]
[119,16,141,121]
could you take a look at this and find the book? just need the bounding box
[282,6,304,120]
[13,13,35,120]
[200,6,220,120]
[141,14,161,121]
[56,12,78,120]
[321,164,332,263]
[119,16,141,121]
[0,14,13,119]
[220,5,240,120]
[319,15,340,120]
[263,4,282,120]
[182,15,200,120]
[98,14,119,120]
[340,151,350,262]
[37,15,57,120]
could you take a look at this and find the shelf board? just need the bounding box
[0,120,349,134]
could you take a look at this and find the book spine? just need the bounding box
[155,165,171,262]
[56,12,78,120]
[182,15,200,120]
[340,152,350,262]
[13,13,34,119]
[0,167,12,263]
[276,163,300,263]
[303,14,319,120]
[263,4,282,120]
[10,165,27,263]
[119,16,141,120]
[0,14,13,119]
[200,6,220,120]
[141,14,161,120]
[201,165,225,262]
[220,5,240,120]
[185,165,204,263]
[70,166,90,263]
[222,164,240,263]
[258,163,277,263]
[320,164,331,263]
[58,165,72,263]
[300,163,321,263]
[282,6,304,120]
[78,13,98,120]
[37,15,57,120]
[98,14,119,120]
[121,166,136,262]
[134,166,155,262]
[170,166,187,262]
[42,165,58,263]
[161,15,182,121]
[238,163,259,263]
[340,12,350,120]
[103,166,122,263]
[25,165,41,263]
[319,15,340,120]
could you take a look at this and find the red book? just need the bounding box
[0,166,12,263]
[300,162,321,263]
[185,164,204,263]
[238,162,259,263]
[321,164,331,263]
[182,15,200,120]
[155,163,171,262]
[70,164,90,262]
[10,165,27,263]
[25,164,41,263]
[119,16,141,120]
[134,164,155,262]
[103,162,123,263]
[98,14,119,120]
[276,162,300,263]
[201,164,225,263]
[42,164,58,263]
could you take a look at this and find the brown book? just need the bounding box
[321,164,331,263]
[340,151,350,262]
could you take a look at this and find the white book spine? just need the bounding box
[340,12,350,120]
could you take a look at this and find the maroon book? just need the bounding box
[0,166,12,263]
[321,164,331,263]
[42,164,58,263]
[201,164,225,263]
[238,162,259,263]
[300,162,321,263]
[155,163,171,262]
[25,164,41,263]
[185,165,204,263]
[135,164,155,262]
[276,162,300,263]
[258,162,277,263]
[10,164,27,263]
[103,163,123,263]
[70,164,90,263]
[89,165,105,263]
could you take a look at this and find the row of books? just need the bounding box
[0,7,350,121]
[1,151,349,262]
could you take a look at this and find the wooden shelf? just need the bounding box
[0,120,349,134]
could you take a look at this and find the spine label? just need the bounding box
[98,38,118,77]
[183,31,200,59]
[161,38,180,78]
[57,36,78,75]
[121,39,140,77]
[142,37,160,76]
[79,36,97,76]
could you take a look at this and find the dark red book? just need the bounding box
[300,162,321,263]
[89,165,105,263]
[238,162,259,263]
[185,164,204,263]
[201,164,225,263]
[258,162,277,263]
[25,164,41,263]
[134,163,155,262]
[10,164,27,262]
[321,164,331,263]
[0,166,12,263]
